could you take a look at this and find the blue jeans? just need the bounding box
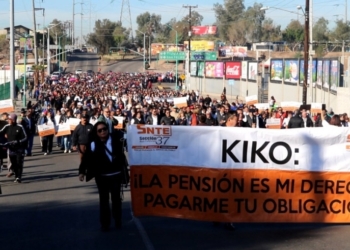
[63,135,71,150]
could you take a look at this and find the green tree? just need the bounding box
[282,20,304,43]
[329,20,350,41]
[135,12,162,48]
[261,18,282,42]
[213,0,245,41]
[313,17,329,41]
[86,19,117,55]
[244,3,265,42]
[113,21,130,47]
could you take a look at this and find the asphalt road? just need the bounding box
[65,52,143,74]
[2,55,349,250]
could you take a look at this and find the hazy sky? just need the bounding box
[0,0,347,37]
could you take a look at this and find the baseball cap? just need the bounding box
[8,113,17,121]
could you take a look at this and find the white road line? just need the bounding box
[131,211,155,250]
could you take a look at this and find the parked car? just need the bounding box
[73,49,81,53]
[75,69,83,75]
[81,48,87,53]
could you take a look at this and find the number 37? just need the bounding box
[155,137,169,145]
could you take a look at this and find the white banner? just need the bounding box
[173,97,187,108]
[280,101,302,112]
[128,125,350,172]
[0,99,14,113]
[245,95,258,106]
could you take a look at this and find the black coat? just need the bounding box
[288,115,303,128]
[79,131,127,182]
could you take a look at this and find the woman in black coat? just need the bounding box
[79,121,128,232]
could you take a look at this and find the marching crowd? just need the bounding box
[1,71,347,182]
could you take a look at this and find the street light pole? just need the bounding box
[47,22,61,76]
[303,0,310,105]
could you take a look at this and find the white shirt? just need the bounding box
[152,115,158,125]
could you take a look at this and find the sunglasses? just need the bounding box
[97,127,108,133]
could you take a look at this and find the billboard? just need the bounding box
[225,61,241,79]
[19,37,33,52]
[299,59,317,87]
[283,59,299,85]
[248,61,258,81]
[323,60,330,91]
[190,61,197,76]
[205,62,224,78]
[218,46,247,58]
[151,43,184,55]
[191,26,217,35]
[270,59,283,82]
[330,60,339,94]
[184,40,215,51]
[197,61,205,77]
[241,61,248,79]
[316,60,323,89]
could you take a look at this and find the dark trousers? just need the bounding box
[42,135,54,153]
[95,174,122,229]
[27,134,34,155]
[9,152,24,179]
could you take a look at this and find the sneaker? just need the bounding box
[14,178,21,183]
[68,150,71,153]
[44,153,47,155]
[64,150,67,153]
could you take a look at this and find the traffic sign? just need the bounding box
[190,51,217,61]
[159,51,186,60]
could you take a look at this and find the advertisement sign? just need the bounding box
[241,61,248,79]
[330,60,339,94]
[225,62,241,79]
[184,41,215,51]
[270,59,283,82]
[316,60,323,89]
[197,61,205,77]
[323,60,330,91]
[284,59,299,85]
[191,26,217,35]
[205,62,224,78]
[299,59,317,87]
[248,62,258,81]
[190,61,197,76]
[218,46,247,58]
[128,125,350,223]
[151,43,164,55]
[19,37,33,52]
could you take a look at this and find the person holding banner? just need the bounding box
[79,121,127,232]
[0,114,27,183]
[38,111,56,155]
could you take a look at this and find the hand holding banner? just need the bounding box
[37,123,55,137]
[68,118,80,130]
[56,123,71,137]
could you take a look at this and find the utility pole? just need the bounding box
[10,0,15,100]
[32,0,38,65]
[303,0,310,105]
[72,0,75,47]
[183,5,198,73]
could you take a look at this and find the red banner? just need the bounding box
[225,62,241,79]
[191,26,217,35]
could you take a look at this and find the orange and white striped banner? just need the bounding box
[128,125,350,223]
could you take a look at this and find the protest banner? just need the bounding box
[245,95,258,106]
[68,118,80,130]
[173,97,188,108]
[128,125,350,223]
[254,103,270,112]
[56,123,71,137]
[113,116,125,129]
[266,118,281,129]
[0,99,14,113]
[37,123,55,137]
[280,102,302,112]
[311,103,323,114]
